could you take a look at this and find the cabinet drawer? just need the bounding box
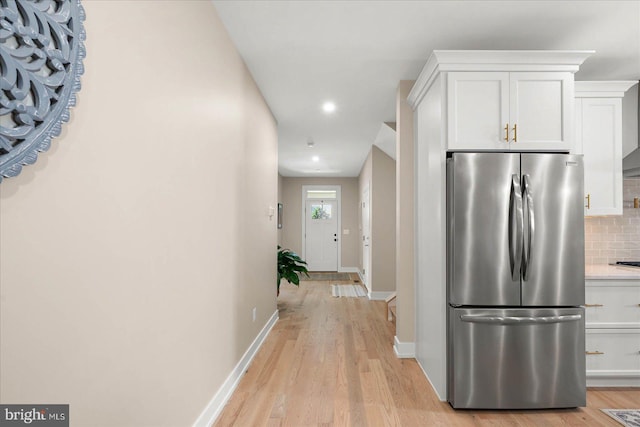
[585,285,640,327]
[585,329,640,372]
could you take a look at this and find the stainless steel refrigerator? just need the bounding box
[446,152,586,409]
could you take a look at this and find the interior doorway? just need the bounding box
[361,183,371,290]
[302,185,341,271]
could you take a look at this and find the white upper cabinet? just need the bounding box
[448,71,573,151]
[574,81,636,216]
[408,50,594,152]
[447,72,509,150]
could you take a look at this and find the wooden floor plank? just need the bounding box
[213,280,640,426]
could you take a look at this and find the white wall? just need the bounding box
[0,2,278,426]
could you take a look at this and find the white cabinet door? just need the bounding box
[447,72,509,150]
[585,283,640,328]
[577,98,623,216]
[447,72,572,151]
[509,72,573,151]
[586,329,640,384]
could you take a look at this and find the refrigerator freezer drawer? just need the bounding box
[448,307,586,409]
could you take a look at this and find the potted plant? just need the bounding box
[277,245,310,296]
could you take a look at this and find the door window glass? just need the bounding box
[306,190,337,199]
[310,204,332,220]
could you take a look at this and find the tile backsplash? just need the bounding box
[585,178,640,265]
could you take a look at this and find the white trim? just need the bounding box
[393,336,416,358]
[357,269,366,289]
[301,185,342,271]
[338,266,359,273]
[575,81,636,98]
[368,291,394,301]
[193,310,279,427]
[408,50,594,109]
[586,322,640,329]
[587,371,640,387]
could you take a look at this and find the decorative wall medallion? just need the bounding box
[0,0,85,182]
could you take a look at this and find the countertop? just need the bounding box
[585,264,640,280]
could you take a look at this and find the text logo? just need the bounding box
[0,405,68,426]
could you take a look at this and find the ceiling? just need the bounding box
[212,1,640,177]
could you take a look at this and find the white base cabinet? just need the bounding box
[585,280,640,387]
[574,81,636,216]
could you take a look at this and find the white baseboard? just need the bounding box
[368,291,394,301]
[193,309,279,427]
[587,371,640,387]
[338,266,359,273]
[357,270,366,286]
[393,336,416,358]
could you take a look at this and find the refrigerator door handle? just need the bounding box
[509,174,524,281]
[460,314,582,325]
[522,174,535,281]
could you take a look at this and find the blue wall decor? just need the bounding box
[0,0,85,182]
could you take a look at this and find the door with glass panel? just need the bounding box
[305,198,338,271]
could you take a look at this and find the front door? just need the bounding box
[305,199,338,271]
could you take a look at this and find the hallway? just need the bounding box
[214,280,639,426]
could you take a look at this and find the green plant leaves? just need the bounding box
[277,246,310,295]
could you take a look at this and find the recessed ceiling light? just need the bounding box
[322,102,336,113]
[312,156,319,162]
[307,138,315,148]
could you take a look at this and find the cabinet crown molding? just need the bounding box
[408,50,594,109]
[575,81,638,98]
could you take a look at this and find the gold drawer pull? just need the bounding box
[585,304,603,307]
[586,351,604,355]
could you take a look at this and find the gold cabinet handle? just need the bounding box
[585,303,603,307]
[512,124,517,142]
[586,351,604,355]
[585,194,591,209]
[504,123,509,142]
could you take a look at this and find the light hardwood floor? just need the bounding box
[214,280,640,426]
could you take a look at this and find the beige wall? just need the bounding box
[358,146,396,294]
[0,2,277,426]
[280,177,359,270]
[396,81,416,344]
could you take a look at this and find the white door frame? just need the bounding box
[301,185,341,271]
[361,183,371,290]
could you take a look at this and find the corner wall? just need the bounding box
[0,2,278,426]
[395,81,416,353]
[358,146,396,297]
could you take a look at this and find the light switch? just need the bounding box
[343,229,350,235]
